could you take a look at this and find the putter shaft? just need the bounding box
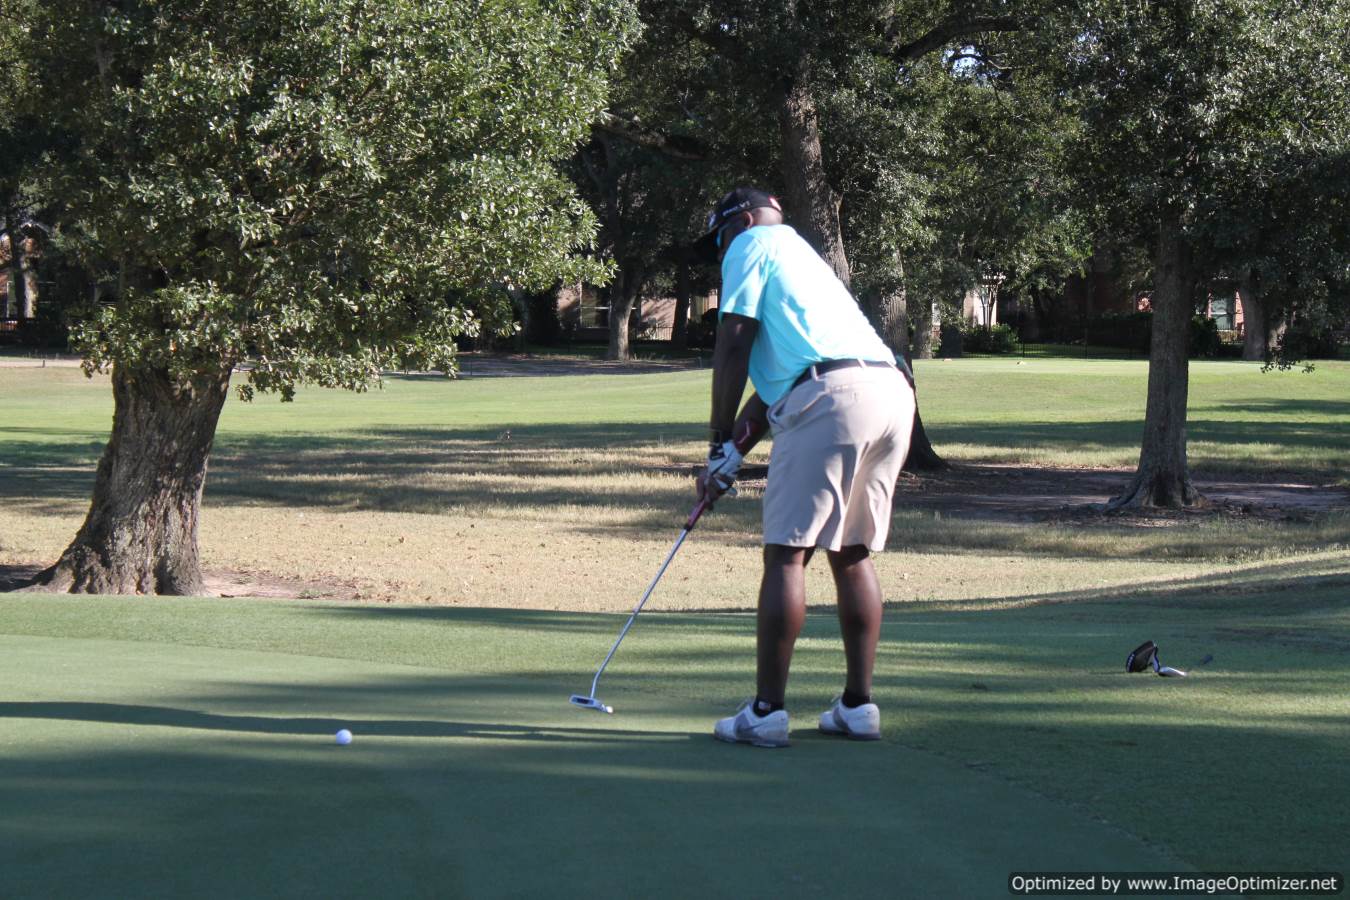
[585,525,693,699]
[579,499,710,703]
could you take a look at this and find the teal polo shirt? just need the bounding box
[718,224,895,406]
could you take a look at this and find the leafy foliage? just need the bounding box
[1047,0,1350,320]
[959,322,1019,354]
[15,0,636,395]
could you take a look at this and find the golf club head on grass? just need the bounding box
[569,694,613,714]
[1126,640,1187,677]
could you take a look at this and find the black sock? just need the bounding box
[752,697,784,717]
[841,688,871,709]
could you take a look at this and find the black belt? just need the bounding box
[791,358,905,391]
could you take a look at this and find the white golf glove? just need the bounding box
[705,439,743,497]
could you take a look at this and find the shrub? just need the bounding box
[17,303,70,350]
[1189,315,1222,358]
[1085,311,1230,358]
[1087,311,1152,352]
[1277,325,1346,362]
[525,291,562,346]
[937,323,963,357]
[960,323,1019,354]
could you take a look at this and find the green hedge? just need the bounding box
[960,323,1020,354]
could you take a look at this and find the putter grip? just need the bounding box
[684,497,710,530]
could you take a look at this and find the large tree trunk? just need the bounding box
[25,363,232,594]
[1237,270,1266,361]
[605,262,644,360]
[778,71,850,287]
[911,295,934,358]
[874,278,909,350]
[905,407,946,472]
[1107,214,1203,511]
[1265,308,1288,358]
[19,230,38,318]
[871,273,947,472]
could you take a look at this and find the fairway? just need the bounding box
[4,587,1346,898]
[9,0,1349,892]
[2,357,1348,895]
[2,358,1347,608]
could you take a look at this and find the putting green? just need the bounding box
[0,598,1183,898]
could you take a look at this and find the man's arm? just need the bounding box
[698,313,769,505]
[709,312,759,439]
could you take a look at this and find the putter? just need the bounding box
[569,498,711,715]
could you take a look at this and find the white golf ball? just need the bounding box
[335,728,353,745]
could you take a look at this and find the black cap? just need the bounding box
[692,187,783,263]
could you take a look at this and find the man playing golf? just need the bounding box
[694,188,915,748]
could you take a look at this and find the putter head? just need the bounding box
[1126,641,1187,677]
[569,694,613,714]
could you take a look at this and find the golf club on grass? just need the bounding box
[569,497,712,715]
[1126,640,1192,677]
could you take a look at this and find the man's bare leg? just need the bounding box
[755,544,813,706]
[827,545,882,698]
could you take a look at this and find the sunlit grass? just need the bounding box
[1,577,1346,879]
[1,360,1346,606]
[3,358,1346,888]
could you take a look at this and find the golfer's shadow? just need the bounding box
[0,701,692,744]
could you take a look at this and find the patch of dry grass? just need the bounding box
[2,363,1346,609]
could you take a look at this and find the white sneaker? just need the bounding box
[713,701,790,748]
[818,697,881,741]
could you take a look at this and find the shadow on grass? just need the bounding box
[2,575,1347,890]
[4,415,1346,555]
[0,701,691,743]
[928,417,1348,473]
[1205,398,1350,418]
[895,554,1350,620]
[0,422,709,520]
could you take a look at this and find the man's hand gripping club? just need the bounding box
[697,401,768,506]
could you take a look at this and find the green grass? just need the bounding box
[913,358,1350,479]
[984,342,1148,360]
[0,360,1346,606]
[3,357,1346,476]
[1,358,1348,894]
[2,581,1346,897]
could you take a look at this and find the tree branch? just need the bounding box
[665,13,741,59]
[887,16,1022,64]
[593,111,709,161]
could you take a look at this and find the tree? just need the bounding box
[0,0,46,321]
[13,0,635,594]
[628,1,1028,289]
[604,3,1060,468]
[1211,149,1350,364]
[1048,0,1350,510]
[573,131,719,359]
[580,22,745,360]
[838,37,1090,350]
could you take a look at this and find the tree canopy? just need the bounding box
[20,0,636,394]
[9,0,638,593]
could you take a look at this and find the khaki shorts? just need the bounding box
[763,365,914,551]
